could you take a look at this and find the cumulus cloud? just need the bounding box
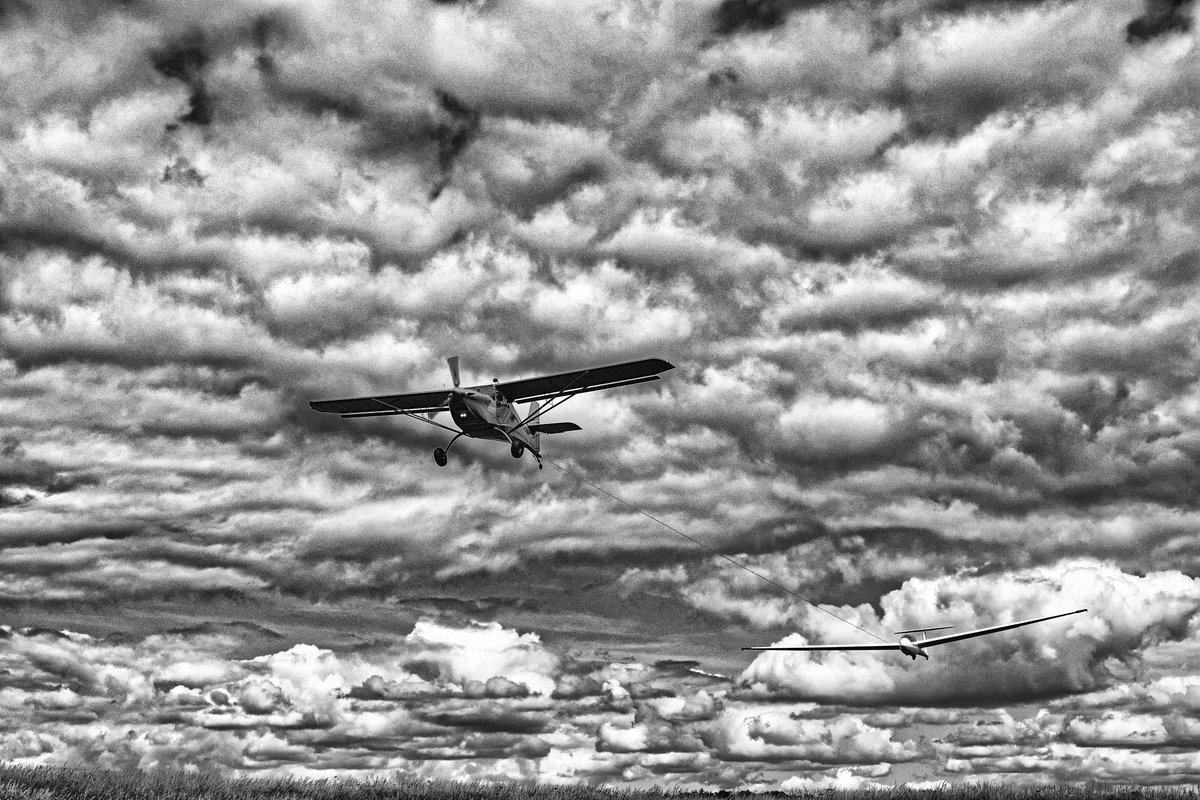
[781,767,890,793]
[3,0,1200,788]
[0,619,563,773]
[707,707,919,764]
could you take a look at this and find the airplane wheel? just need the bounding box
[510,442,524,459]
[434,448,447,467]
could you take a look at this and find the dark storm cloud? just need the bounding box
[712,0,825,35]
[1127,0,1193,42]
[430,90,481,200]
[151,33,213,126]
[254,40,456,170]
[778,279,945,334]
[418,701,551,734]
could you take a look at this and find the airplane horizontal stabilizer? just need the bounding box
[529,422,582,435]
[893,625,954,635]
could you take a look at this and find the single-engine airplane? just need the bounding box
[742,608,1087,661]
[310,356,674,468]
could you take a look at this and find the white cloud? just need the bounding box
[778,395,900,462]
[404,618,559,697]
[597,722,650,753]
[706,706,918,764]
[782,767,890,793]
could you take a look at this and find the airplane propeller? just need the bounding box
[445,356,481,397]
[441,355,484,406]
[427,356,465,419]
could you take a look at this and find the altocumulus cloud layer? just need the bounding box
[2,0,1200,788]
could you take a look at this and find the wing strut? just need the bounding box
[395,411,462,435]
[343,397,463,435]
[512,369,592,431]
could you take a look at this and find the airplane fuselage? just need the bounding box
[448,388,537,450]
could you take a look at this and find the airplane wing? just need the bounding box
[919,608,1087,648]
[497,358,674,403]
[309,390,450,417]
[741,643,897,652]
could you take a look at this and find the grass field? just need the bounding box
[1,766,1198,800]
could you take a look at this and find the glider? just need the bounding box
[310,356,674,468]
[742,608,1087,661]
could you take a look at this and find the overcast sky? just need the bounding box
[3,0,1200,788]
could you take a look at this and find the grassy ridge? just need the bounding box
[0,766,1198,800]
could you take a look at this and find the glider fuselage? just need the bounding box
[898,636,929,660]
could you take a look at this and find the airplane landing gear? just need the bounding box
[434,432,465,467]
[511,442,524,459]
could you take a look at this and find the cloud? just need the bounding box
[401,618,559,697]
[1063,673,1200,714]
[1127,0,1193,43]
[946,742,1200,784]
[711,1,817,36]
[781,767,890,793]
[0,620,561,773]
[4,0,1200,788]
[706,708,919,764]
[778,266,944,334]
[0,617,928,784]
[151,32,214,127]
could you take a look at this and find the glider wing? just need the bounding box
[919,609,1088,648]
[741,643,897,652]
